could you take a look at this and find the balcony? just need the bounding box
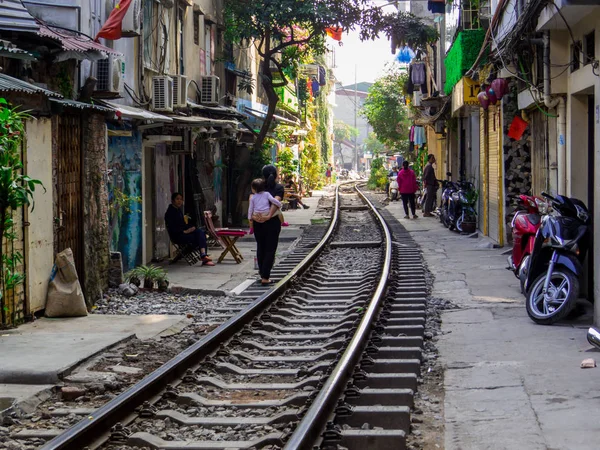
[537,0,599,30]
[275,84,299,114]
[444,29,487,95]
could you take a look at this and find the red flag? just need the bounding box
[325,27,343,42]
[95,0,132,41]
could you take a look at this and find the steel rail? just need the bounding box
[283,184,393,450]
[41,184,345,450]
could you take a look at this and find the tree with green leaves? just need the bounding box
[224,1,438,151]
[333,120,359,166]
[364,132,386,156]
[0,100,44,326]
[362,66,411,155]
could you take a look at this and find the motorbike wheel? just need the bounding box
[526,269,579,325]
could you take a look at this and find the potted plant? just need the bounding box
[124,268,142,287]
[125,265,167,290]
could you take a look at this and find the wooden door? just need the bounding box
[55,115,84,280]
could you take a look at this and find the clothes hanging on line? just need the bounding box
[428,0,446,14]
[414,126,426,146]
[407,66,415,95]
[411,62,426,86]
[409,125,415,142]
[318,66,327,86]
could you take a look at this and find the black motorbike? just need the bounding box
[447,181,477,232]
[524,192,591,325]
[439,179,458,228]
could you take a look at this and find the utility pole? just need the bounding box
[354,65,358,171]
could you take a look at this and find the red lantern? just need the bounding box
[478,91,490,110]
[486,85,498,105]
[491,78,508,100]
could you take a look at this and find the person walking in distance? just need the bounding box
[250,165,285,285]
[422,154,438,217]
[397,161,419,219]
[325,163,333,185]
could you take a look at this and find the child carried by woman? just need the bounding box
[248,178,284,234]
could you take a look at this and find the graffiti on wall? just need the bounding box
[108,129,142,272]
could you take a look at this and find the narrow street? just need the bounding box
[0,0,599,449]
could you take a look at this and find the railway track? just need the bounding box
[32,183,427,450]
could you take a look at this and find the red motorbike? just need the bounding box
[507,194,549,293]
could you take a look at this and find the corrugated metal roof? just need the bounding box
[100,101,173,122]
[0,73,61,97]
[0,39,36,60]
[0,0,39,33]
[38,24,123,57]
[50,98,114,113]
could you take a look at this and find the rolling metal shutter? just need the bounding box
[479,108,488,235]
[487,106,503,244]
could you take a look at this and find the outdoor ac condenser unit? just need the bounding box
[152,76,174,112]
[172,75,188,108]
[199,75,220,106]
[96,54,125,94]
[121,0,141,36]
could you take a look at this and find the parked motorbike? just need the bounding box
[438,175,459,228]
[524,192,591,325]
[507,195,548,293]
[587,326,600,350]
[446,181,478,232]
[389,175,399,201]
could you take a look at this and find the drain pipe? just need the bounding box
[543,31,567,195]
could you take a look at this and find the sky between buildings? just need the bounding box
[332,2,405,86]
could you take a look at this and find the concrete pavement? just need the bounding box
[161,190,328,294]
[385,201,600,450]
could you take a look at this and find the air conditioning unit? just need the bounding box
[121,0,141,37]
[96,54,125,94]
[199,75,220,106]
[152,76,174,112]
[172,75,188,108]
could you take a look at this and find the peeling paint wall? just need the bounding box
[25,118,54,313]
[108,129,143,272]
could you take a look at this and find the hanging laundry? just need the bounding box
[311,77,320,97]
[409,125,415,142]
[408,141,415,152]
[414,126,426,146]
[427,0,446,14]
[407,66,415,95]
[411,62,426,86]
[318,66,326,86]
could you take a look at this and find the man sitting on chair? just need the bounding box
[165,193,214,266]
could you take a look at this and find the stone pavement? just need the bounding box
[161,190,327,293]
[385,201,600,450]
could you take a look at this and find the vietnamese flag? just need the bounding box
[325,27,343,42]
[95,0,132,41]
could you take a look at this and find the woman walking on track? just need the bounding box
[325,163,333,185]
[397,160,419,219]
[251,165,285,285]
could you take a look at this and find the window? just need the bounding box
[571,41,581,72]
[177,5,185,74]
[584,31,595,66]
[193,12,200,46]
